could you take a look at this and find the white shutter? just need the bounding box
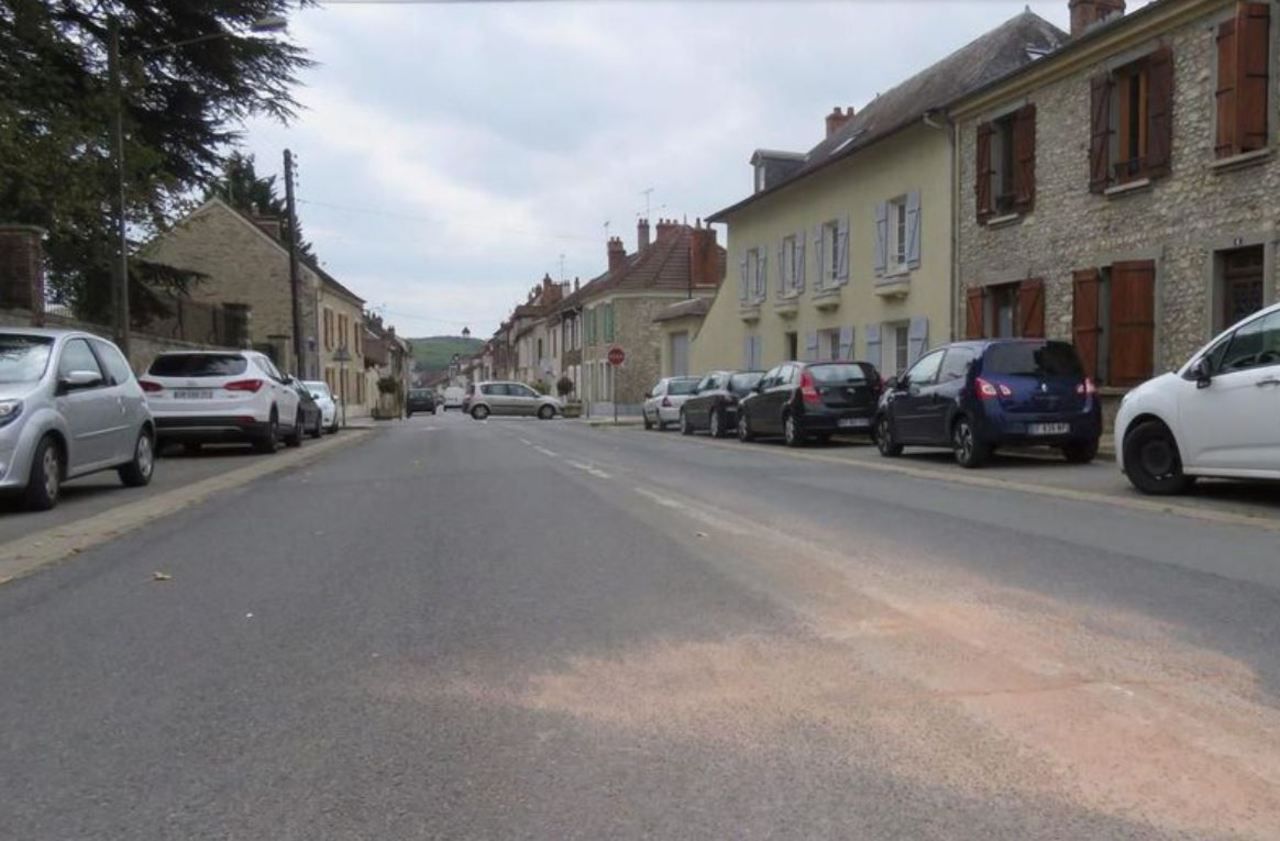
[865,323,881,372]
[804,331,819,362]
[812,225,825,290]
[838,326,854,361]
[836,214,850,284]
[907,316,929,364]
[794,231,806,293]
[905,190,922,270]
[873,202,888,276]
[738,257,749,301]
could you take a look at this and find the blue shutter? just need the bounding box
[865,323,881,370]
[873,202,888,277]
[906,190,922,270]
[907,316,929,364]
[838,326,854,361]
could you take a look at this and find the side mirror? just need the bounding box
[281,374,295,385]
[644,391,652,399]
[884,375,901,391]
[1191,358,1212,389]
[59,369,103,393]
[754,381,766,393]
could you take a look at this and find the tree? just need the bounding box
[205,151,314,258]
[0,1,312,322]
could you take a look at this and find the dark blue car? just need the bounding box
[873,339,1102,468]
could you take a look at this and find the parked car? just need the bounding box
[1116,301,1280,494]
[140,350,303,454]
[874,339,1101,468]
[291,382,325,439]
[679,370,764,438]
[442,385,465,411]
[302,380,340,433]
[467,381,561,420]
[0,329,154,510]
[737,361,882,447]
[642,376,700,430]
[406,388,436,417]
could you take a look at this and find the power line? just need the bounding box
[296,198,599,243]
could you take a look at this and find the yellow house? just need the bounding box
[315,267,367,418]
[696,11,1066,379]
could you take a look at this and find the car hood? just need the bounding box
[1123,371,1179,404]
[0,382,42,402]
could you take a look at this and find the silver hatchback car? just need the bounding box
[468,381,561,420]
[0,329,155,510]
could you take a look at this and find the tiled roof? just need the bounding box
[652,297,710,323]
[561,224,725,308]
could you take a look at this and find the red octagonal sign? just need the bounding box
[607,346,626,366]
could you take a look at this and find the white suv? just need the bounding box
[141,351,303,453]
[1116,301,1280,494]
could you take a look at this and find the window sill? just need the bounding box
[985,213,1022,228]
[1104,178,1151,198]
[874,275,910,298]
[1210,147,1273,173]
[773,297,799,317]
[738,302,762,322]
[812,288,842,310]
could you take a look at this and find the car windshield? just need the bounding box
[667,379,699,395]
[729,372,763,393]
[984,342,1083,378]
[0,335,54,384]
[808,364,867,384]
[149,354,248,377]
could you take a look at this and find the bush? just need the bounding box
[556,376,575,398]
[377,375,401,396]
[531,379,550,395]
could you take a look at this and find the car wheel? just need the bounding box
[643,411,654,431]
[118,429,155,487]
[254,411,279,454]
[783,412,804,448]
[309,414,323,439]
[24,435,63,511]
[284,410,304,447]
[406,411,412,419]
[472,405,490,421]
[1061,438,1098,464]
[537,404,554,420]
[709,410,723,439]
[680,410,693,436]
[876,414,904,457]
[737,412,754,442]
[952,416,989,468]
[1123,420,1194,495]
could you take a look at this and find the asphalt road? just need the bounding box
[2,409,1279,840]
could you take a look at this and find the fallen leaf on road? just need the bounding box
[152,571,172,581]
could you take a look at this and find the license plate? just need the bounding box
[837,417,869,429]
[173,389,212,400]
[1028,422,1069,435]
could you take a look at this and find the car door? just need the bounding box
[758,365,793,434]
[688,374,715,428]
[743,367,777,431]
[646,380,665,422]
[1177,309,1280,471]
[509,383,539,416]
[893,350,945,443]
[89,338,142,462]
[54,337,116,471]
[930,347,976,443]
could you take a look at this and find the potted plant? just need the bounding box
[374,375,402,420]
[557,376,581,417]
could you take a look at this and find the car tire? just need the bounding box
[537,405,554,420]
[1123,420,1194,495]
[118,429,155,487]
[737,412,755,442]
[709,409,724,439]
[876,414,903,457]
[309,414,323,439]
[472,405,490,421]
[680,410,693,435]
[952,416,989,469]
[1061,438,1098,464]
[783,412,804,448]
[643,411,654,431]
[24,435,63,511]
[254,411,279,454]
[328,421,340,434]
[284,411,304,448]
[406,411,412,419]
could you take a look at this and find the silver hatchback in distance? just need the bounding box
[467,381,562,420]
[0,329,155,510]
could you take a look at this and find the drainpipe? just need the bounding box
[923,109,958,342]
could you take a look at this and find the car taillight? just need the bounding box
[1076,378,1098,396]
[661,396,672,407]
[224,379,264,393]
[800,370,821,404]
[975,377,1012,399]
[138,380,163,393]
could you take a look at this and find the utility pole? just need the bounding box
[283,149,304,377]
[108,16,130,355]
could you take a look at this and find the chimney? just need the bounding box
[251,215,283,242]
[688,219,720,291]
[574,277,580,292]
[825,106,855,138]
[0,224,46,321]
[637,217,650,250]
[607,236,626,273]
[655,217,678,241]
[1069,0,1125,36]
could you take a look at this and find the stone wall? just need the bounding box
[0,307,228,373]
[958,0,1279,378]
[582,294,692,406]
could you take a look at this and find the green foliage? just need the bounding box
[531,379,549,395]
[556,376,574,397]
[408,335,485,374]
[376,375,401,396]
[205,151,314,258]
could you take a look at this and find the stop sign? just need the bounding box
[607,346,626,366]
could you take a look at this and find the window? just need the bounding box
[903,349,944,385]
[1215,3,1271,159]
[58,338,104,382]
[603,304,615,343]
[730,372,763,393]
[992,113,1017,213]
[965,279,1045,340]
[92,339,133,385]
[780,235,797,294]
[822,221,840,286]
[892,324,910,376]
[887,197,908,269]
[1217,245,1266,330]
[742,249,767,301]
[984,341,1084,378]
[149,353,248,377]
[816,328,840,361]
[537,338,544,360]
[1089,48,1172,191]
[808,363,868,384]
[939,347,976,382]
[323,309,333,350]
[991,283,1019,338]
[1073,261,1155,386]
[667,379,698,396]
[976,104,1035,219]
[785,331,798,360]
[1217,310,1280,372]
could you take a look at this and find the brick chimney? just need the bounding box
[607,236,626,273]
[689,219,720,289]
[825,106,855,138]
[1069,0,1125,36]
[0,225,47,320]
[655,218,678,241]
[251,215,283,242]
[637,217,650,250]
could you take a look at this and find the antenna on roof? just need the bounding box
[559,253,566,283]
[641,187,654,220]
[603,220,610,238]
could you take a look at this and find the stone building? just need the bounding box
[953,0,1278,410]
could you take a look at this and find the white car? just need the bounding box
[302,380,340,433]
[642,376,700,430]
[1116,301,1280,494]
[141,351,303,454]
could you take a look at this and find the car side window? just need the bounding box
[938,348,976,382]
[91,339,134,385]
[904,349,945,386]
[1218,312,1280,373]
[513,385,536,398]
[651,381,665,397]
[58,338,105,382]
[761,366,780,388]
[697,374,715,392]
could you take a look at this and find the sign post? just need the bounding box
[333,345,352,429]
[607,346,626,424]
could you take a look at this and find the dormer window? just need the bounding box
[754,164,766,193]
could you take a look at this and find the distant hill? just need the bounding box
[408,335,486,374]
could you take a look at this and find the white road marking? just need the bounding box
[535,446,559,457]
[569,460,611,479]
[633,486,683,509]
[519,437,532,445]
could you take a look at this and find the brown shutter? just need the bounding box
[1237,2,1271,153]
[975,122,994,222]
[965,286,987,339]
[1018,278,1045,338]
[1089,75,1113,192]
[1013,104,1037,212]
[1145,46,1174,178]
[1216,16,1239,158]
[1109,260,1156,387]
[1072,269,1102,381]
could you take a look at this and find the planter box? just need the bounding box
[562,403,582,418]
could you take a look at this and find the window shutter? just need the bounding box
[1216,17,1239,158]
[965,286,987,339]
[1018,277,1045,338]
[838,326,854,361]
[905,190,922,269]
[804,331,819,362]
[864,323,881,370]
[1109,260,1156,387]
[975,122,994,222]
[1072,269,1102,382]
[794,232,806,293]
[812,225,824,290]
[757,251,768,300]
[738,257,749,301]
[836,215,850,284]
[1013,104,1036,212]
[907,316,929,365]
[1145,46,1174,178]
[1237,2,1271,153]
[1089,74,1113,192]
[873,202,888,276]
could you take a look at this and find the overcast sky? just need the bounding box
[242,0,1150,339]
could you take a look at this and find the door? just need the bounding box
[509,383,540,416]
[255,356,299,426]
[893,349,945,443]
[1177,309,1280,470]
[89,338,141,462]
[670,332,690,377]
[761,364,796,434]
[54,338,116,471]
[744,367,779,431]
[689,373,717,428]
[930,346,976,438]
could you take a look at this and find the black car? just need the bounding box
[873,339,1102,468]
[291,381,325,439]
[679,370,763,438]
[737,361,882,447]
[406,388,436,417]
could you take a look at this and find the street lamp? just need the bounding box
[108,15,286,354]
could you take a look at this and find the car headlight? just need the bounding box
[0,399,23,428]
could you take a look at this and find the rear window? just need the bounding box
[808,364,868,384]
[729,372,762,393]
[409,389,430,398]
[983,342,1083,378]
[667,379,699,395]
[149,354,247,377]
